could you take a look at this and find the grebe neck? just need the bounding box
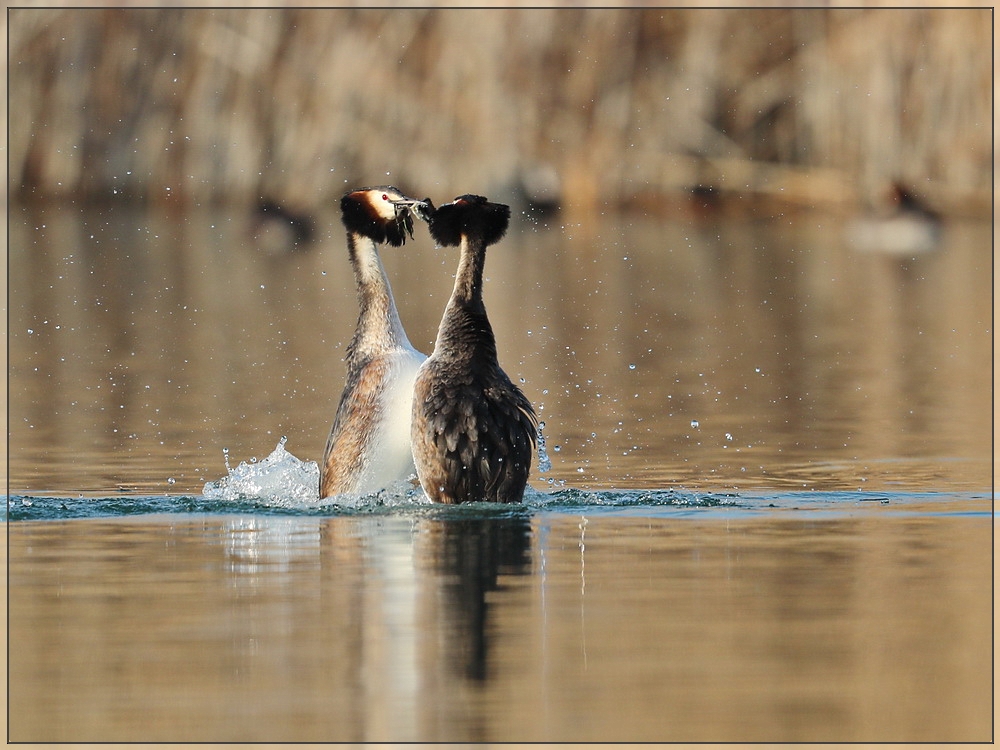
[434,235,497,360]
[346,231,411,357]
[450,235,487,306]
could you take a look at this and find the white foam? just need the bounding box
[203,437,321,507]
[203,437,431,510]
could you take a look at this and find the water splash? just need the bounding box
[10,474,973,522]
[536,421,552,473]
[202,437,430,511]
[203,437,320,507]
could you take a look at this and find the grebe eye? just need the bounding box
[382,194,389,201]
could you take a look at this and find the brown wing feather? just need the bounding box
[412,361,537,504]
[321,357,388,496]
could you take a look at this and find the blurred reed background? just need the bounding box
[7,6,992,217]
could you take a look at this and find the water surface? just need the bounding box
[7,496,992,742]
[6,203,992,742]
[8,203,991,494]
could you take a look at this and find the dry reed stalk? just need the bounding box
[7,7,991,215]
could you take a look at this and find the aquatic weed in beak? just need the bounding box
[392,196,435,224]
[390,201,416,241]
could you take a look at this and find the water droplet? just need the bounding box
[167,477,176,485]
[628,363,636,370]
[690,420,700,429]
[725,433,733,441]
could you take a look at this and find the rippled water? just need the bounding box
[6,203,993,741]
[9,488,988,521]
[7,496,992,742]
[8,203,992,495]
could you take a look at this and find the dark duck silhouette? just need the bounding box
[411,195,537,504]
[251,198,316,254]
[320,186,429,498]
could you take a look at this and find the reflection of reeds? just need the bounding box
[8,8,991,214]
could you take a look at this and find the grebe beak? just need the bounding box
[391,196,435,223]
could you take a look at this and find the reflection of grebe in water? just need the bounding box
[411,195,537,504]
[846,182,943,256]
[320,186,430,498]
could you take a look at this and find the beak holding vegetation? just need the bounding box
[387,198,417,241]
[393,196,436,224]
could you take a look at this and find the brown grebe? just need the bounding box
[320,186,429,498]
[411,195,537,504]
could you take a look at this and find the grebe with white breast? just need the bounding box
[320,186,430,498]
[411,195,537,504]
[845,182,943,256]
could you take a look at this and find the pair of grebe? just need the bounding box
[320,186,537,504]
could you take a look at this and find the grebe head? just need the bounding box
[428,194,511,247]
[341,186,431,247]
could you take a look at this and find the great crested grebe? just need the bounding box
[411,194,537,504]
[320,186,430,498]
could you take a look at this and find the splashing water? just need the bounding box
[202,437,431,510]
[11,437,957,523]
[536,421,552,473]
[203,437,321,507]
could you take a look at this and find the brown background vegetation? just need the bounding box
[8,7,993,215]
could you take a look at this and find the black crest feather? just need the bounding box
[429,195,511,247]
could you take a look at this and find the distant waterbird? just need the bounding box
[845,182,943,256]
[251,197,316,255]
[320,186,431,498]
[411,194,538,504]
